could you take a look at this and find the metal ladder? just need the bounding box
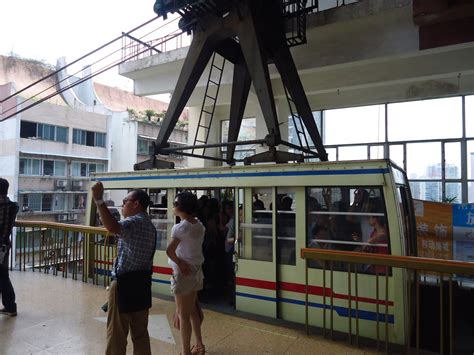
[284,85,312,159]
[192,52,226,154]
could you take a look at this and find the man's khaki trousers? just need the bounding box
[105,280,151,355]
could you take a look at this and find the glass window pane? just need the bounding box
[465,95,474,137]
[276,189,296,265]
[43,160,54,176]
[56,127,68,143]
[468,181,474,203]
[445,142,461,179]
[37,123,44,139]
[80,163,87,177]
[42,194,53,211]
[325,147,337,161]
[19,158,26,174]
[96,164,105,173]
[389,144,404,169]
[323,104,385,145]
[73,129,80,144]
[338,145,367,161]
[406,142,441,179]
[74,193,87,209]
[307,187,389,274]
[370,145,384,159]
[96,133,106,147]
[445,183,461,203]
[410,181,442,201]
[72,162,81,176]
[29,194,42,211]
[86,131,94,146]
[221,118,256,151]
[467,140,474,179]
[53,194,66,211]
[239,188,272,262]
[388,97,462,141]
[54,161,66,176]
[149,189,169,250]
[89,164,97,174]
[288,111,322,147]
[31,159,41,175]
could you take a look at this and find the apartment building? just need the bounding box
[0,55,188,223]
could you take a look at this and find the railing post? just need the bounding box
[305,257,309,335]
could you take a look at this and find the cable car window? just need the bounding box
[149,189,170,250]
[306,187,390,274]
[276,189,296,266]
[239,188,273,262]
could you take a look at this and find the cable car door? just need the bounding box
[235,187,277,318]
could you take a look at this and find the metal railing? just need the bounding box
[13,221,116,286]
[301,248,474,354]
[121,29,191,62]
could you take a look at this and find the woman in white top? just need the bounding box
[167,192,206,355]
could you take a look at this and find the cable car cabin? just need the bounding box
[87,160,415,345]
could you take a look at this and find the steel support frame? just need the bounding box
[146,0,327,171]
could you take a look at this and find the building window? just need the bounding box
[71,161,105,177]
[73,194,87,209]
[20,194,65,212]
[220,118,256,164]
[318,96,471,203]
[19,158,41,175]
[137,139,152,155]
[43,160,54,176]
[21,194,42,212]
[73,129,106,147]
[20,121,68,143]
[19,158,67,177]
[42,194,53,211]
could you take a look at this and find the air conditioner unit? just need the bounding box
[57,214,68,222]
[72,180,84,190]
[55,179,67,188]
[69,213,79,221]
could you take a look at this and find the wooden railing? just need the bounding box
[13,221,115,286]
[301,248,474,354]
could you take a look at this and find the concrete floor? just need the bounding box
[1,271,377,354]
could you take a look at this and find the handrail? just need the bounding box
[14,220,109,235]
[301,247,474,353]
[301,248,474,275]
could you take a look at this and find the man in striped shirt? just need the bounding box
[0,178,19,317]
[92,181,156,355]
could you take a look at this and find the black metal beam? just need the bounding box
[226,61,252,164]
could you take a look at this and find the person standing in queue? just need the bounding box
[167,192,206,355]
[0,178,19,317]
[92,182,156,355]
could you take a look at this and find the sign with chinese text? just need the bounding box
[414,200,452,259]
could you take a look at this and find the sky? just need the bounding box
[0,0,177,93]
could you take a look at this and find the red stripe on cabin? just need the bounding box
[153,266,173,275]
[278,281,394,306]
[236,277,277,290]
[235,277,393,306]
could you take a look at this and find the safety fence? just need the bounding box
[301,248,474,355]
[12,221,116,286]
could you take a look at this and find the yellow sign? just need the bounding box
[414,199,453,259]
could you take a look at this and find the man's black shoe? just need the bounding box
[0,308,17,317]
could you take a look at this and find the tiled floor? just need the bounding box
[1,271,376,354]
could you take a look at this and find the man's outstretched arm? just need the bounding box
[92,182,121,235]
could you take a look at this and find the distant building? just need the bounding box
[0,55,188,224]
